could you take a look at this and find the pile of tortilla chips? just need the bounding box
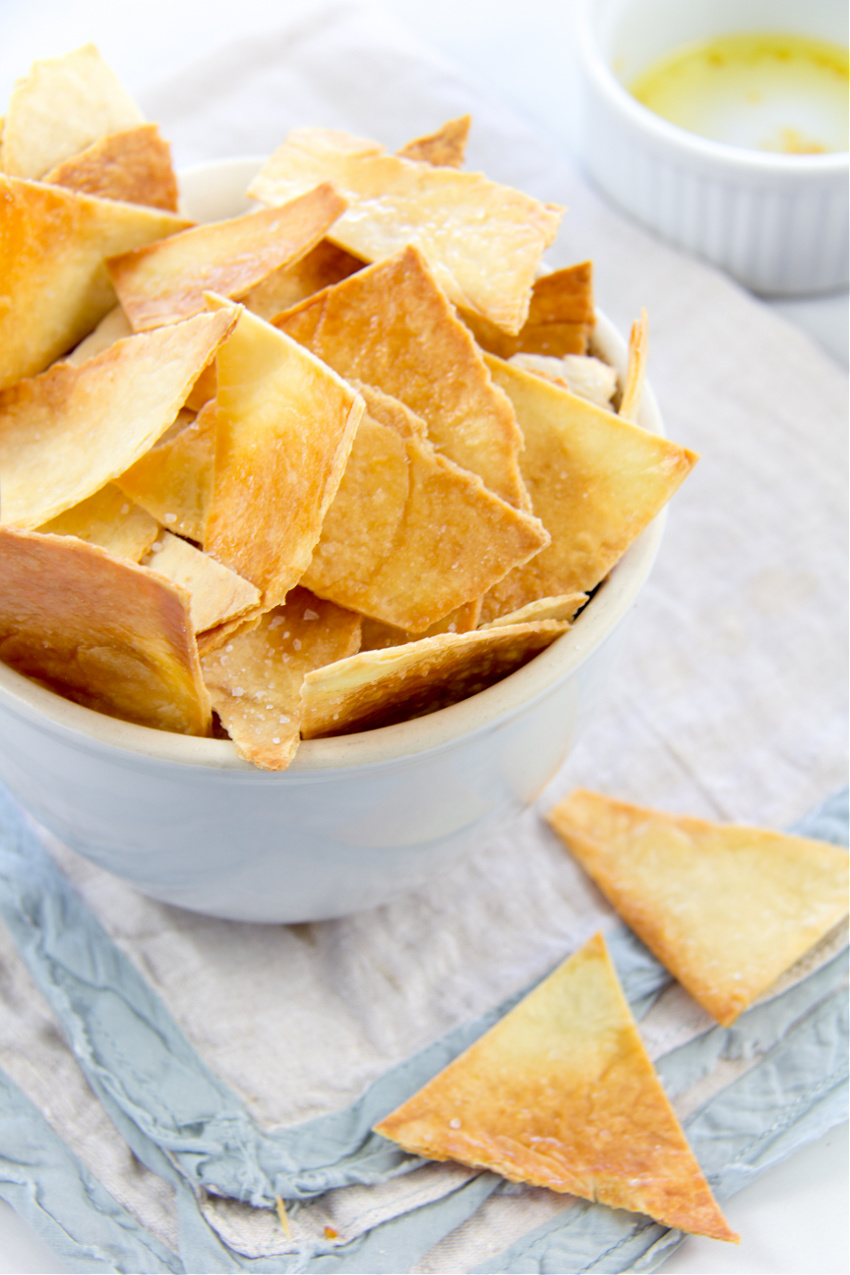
[0,45,698,769]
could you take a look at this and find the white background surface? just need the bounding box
[0,2,847,1272]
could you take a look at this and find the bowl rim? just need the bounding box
[0,157,668,775]
[575,0,850,176]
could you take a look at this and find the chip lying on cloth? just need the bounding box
[0,527,210,735]
[249,126,563,333]
[374,931,738,1242]
[546,790,850,1026]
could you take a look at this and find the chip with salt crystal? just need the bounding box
[0,307,236,530]
[547,790,850,1026]
[374,932,738,1242]
[0,526,210,735]
[301,620,568,738]
[479,354,697,620]
[146,532,261,636]
[275,245,529,508]
[397,114,471,168]
[202,588,361,770]
[249,126,562,333]
[0,44,144,180]
[44,123,179,211]
[302,382,549,632]
[203,299,364,607]
[0,176,191,390]
[37,482,159,563]
[108,183,347,331]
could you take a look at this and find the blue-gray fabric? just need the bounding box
[0,783,846,1273]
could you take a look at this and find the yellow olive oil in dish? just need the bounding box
[630,32,849,154]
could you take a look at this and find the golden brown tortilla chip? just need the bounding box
[202,587,361,769]
[0,308,236,529]
[303,382,549,631]
[44,123,179,211]
[146,532,261,634]
[64,305,132,365]
[249,127,562,333]
[0,175,191,389]
[374,932,738,1242]
[116,400,217,543]
[37,482,159,562]
[275,246,529,508]
[1,44,144,180]
[619,309,649,422]
[479,356,697,620]
[301,620,567,737]
[108,183,346,331]
[359,600,482,651]
[547,791,850,1026]
[480,593,587,628]
[204,299,364,606]
[0,526,211,735]
[241,238,363,322]
[462,262,594,359]
[397,115,471,167]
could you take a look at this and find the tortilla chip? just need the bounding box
[0,307,237,529]
[107,183,346,331]
[44,124,179,211]
[303,383,548,631]
[301,620,567,738]
[480,593,587,628]
[397,115,471,167]
[37,483,159,562]
[509,352,618,410]
[116,400,217,543]
[275,246,528,508]
[0,526,210,735]
[241,238,363,322]
[249,127,562,333]
[64,304,132,365]
[619,309,649,422]
[547,791,850,1026]
[1,44,144,180]
[479,356,697,620]
[462,262,594,359]
[0,175,191,389]
[203,299,364,606]
[201,587,361,769]
[374,932,737,1242]
[146,532,261,634]
[360,600,482,652]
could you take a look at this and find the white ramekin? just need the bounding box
[0,158,667,924]
[576,0,849,296]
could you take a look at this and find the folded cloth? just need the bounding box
[0,2,847,1272]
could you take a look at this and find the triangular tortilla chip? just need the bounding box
[44,123,179,211]
[1,44,144,180]
[374,932,738,1242]
[619,309,649,422]
[241,238,363,322]
[203,299,364,607]
[462,262,595,359]
[64,304,132,365]
[546,791,850,1026]
[480,592,587,628]
[116,401,216,543]
[301,620,567,737]
[0,176,191,389]
[37,482,159,562]
[249,127,562,333]
[202,587,361,769]
[397,115,471,167]
[275,246,529,508]
[146,532,261,634]
[0,526,210,735]
[479,355,697,620]
[0,308,237,529]
[360,599,482,652]
[302,382,549,632]
[108,183,346,330]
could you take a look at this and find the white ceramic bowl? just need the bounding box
[576,0,849,295]
[0,159,667,924]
